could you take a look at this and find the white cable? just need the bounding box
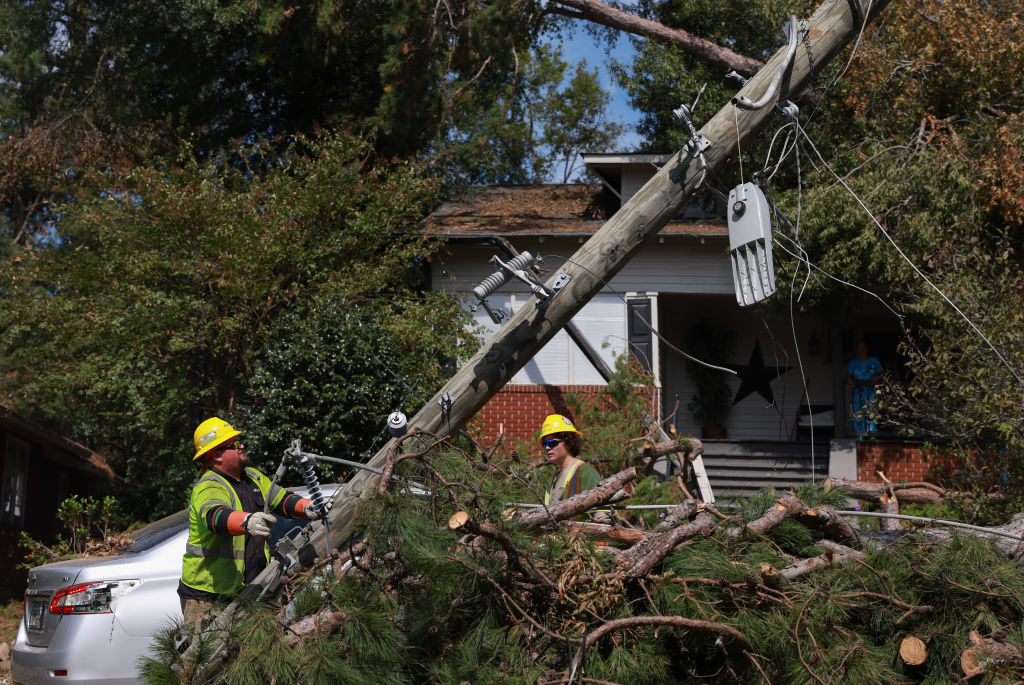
[840,510,1024,542]
[796,123,1024,388]
[555,255,737,377]
[772,232,904,320]
[763,126,799,183]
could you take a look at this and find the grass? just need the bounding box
[1,598,23,645]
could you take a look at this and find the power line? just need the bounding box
[795,122,1024,389]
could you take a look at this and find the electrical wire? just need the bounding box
[794,122,1024,389]
[548,255,737,377]
[836,510,1024,542]
[782,126,815,474]
[772,232,904,320]
[508,503,1024,542]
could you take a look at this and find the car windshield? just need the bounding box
[126,510,189,552]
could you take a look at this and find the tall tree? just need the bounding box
[443,43,623,184]
[0,132,473,516]
[609,0,1024,475]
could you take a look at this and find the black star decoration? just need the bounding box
[727,340,791,406]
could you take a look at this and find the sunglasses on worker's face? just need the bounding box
[542,438,563,449]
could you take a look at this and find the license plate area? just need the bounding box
[26,592,49,632]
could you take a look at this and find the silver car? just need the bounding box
[11,488,331,685]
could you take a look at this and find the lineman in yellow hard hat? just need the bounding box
[539,414,607,521]
[177,417,323,630]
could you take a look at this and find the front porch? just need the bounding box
[677,437,930,499]
[697,439,831,497]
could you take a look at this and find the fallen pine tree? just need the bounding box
[143,439,1024,684]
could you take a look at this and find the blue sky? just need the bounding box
[557,30,643,152]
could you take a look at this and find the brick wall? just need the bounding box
[856,441,930,482]
[468,384,612,448]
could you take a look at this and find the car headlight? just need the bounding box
[48,580,143,615]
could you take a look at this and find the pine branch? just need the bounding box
[512,468,637,530]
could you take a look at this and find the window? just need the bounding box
[2,435,29,527]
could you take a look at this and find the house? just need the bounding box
[1,407,118,598]
[424,153,926,494]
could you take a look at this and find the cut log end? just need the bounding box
[448,511,470,530]
[900,635,926,666]
[961,648,983,678]
[961,631,1024,677]
[759,561,781,588]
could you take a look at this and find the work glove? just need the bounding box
[241,512,277,538]
[303,502,324,520]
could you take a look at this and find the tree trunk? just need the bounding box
[546,0,764,77]
[513,468,636,529]
[826,477,946,504]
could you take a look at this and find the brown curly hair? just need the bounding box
[552,432,582,457]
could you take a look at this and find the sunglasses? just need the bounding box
[542,438,563,449]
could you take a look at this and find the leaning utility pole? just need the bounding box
[316,0,890,548]
[187,0,891,674]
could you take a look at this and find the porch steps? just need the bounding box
[699,440,830,498]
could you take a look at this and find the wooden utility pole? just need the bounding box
[186,0,892,673]
[315,0,890,547]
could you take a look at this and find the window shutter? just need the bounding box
[627,298,653,374]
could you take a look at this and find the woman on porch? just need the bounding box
[847,341,882,436]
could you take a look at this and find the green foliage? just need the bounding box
[563,353,661,474]
[0,131,467,519]
[0,0,623,251]
[441,42,623,184]
[614,0,796,152]
[239,293,476,470]
[18,495,130,568]
[143,434,1024,684]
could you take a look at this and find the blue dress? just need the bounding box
[848,356,882,433]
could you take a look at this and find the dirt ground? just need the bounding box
[0,599,21,681]
[0,599,20,645]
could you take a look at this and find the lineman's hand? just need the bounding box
[241,512,277,538]
[302,502,324,520]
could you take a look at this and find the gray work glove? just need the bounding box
[303,502,325,520]
[242,512,277,538]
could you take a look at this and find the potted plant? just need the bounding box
[684,319,736,439]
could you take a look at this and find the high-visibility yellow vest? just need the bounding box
[180,467,286,595]
[545,459,612,522]
[545,459,586,506]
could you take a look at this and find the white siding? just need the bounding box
[510,293,626,385]
[566,295,625,385]
[433,239,731,388]
[432,240,840,442]
[450,262,628,386]
[431,239,733,299]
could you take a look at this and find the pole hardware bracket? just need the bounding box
[536,272,571,312]
[438,391,454,421]
[685,134,711,159]
[470,251,553,325]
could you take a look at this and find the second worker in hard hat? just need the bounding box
[177,416,324,631]
[539,414,609,522]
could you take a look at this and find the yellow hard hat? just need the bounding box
[538,414,581,443]
[192,417,240,461]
